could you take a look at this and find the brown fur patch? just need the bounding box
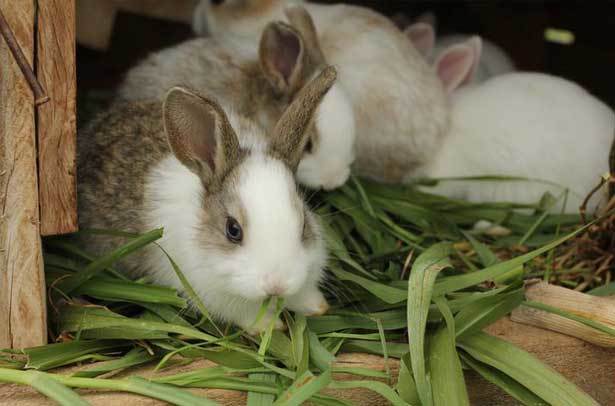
[270,66,337,171]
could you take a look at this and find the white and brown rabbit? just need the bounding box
[79,67,340,332]
[119,11,355,191]
[193,0,450,183]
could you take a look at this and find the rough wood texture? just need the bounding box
[0,0,47,348]
[76,0,198,50]
[511,281,615,347]
[37,0,78,236]
[1,319,614,405]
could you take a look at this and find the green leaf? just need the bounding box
[328,380,409,406]
[459,351,548,406]
[247,373,277,406]
[454,286,524,339]
[24,340,129,370]
[428,324,469,405]
[461,231,498,267]
[72,348,153,378]
[396,354,419,405]
[458,332,599,406]
[273,369,332,406]
[434,224,590,295]
[328,265,407,304]
[0,369,89,406]
[308,331,335,372]
[407,242,453,406]
[58,228,163,293]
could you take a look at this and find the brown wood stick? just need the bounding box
[0,7,49,105]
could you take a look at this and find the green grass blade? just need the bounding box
[58,228,163,293]
[407,242,453,406]
[273,369,332,406]
[329,265,407,304]
[328,380,409,406]
[459,351,547,406]
[24,340,129,370]
[0,369,89,406]
[434,223,591,295]
[396,353,419,405]
[429,298,469,406]
[454,287,524,339]
[308,331,335,372]
[72,348,153,378]
[458,332,599,406]
[247,373,277,406]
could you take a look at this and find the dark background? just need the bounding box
[77,0,615,124]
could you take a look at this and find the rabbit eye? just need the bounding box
[225,217,243,244]
[304,139,313,154]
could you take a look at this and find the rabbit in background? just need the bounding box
[120,8,355,191]
[407,36,614,212]
[193,0,451,184]
[79,67,340,333]
[402,12,516,84]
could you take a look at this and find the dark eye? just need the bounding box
[304,139,313,154]
[225,217,243,243]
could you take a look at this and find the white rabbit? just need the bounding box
[79,67,340,332]
[193,0,451,184]
[119,11,355,191]
[410,37,614,212]
[403,16,515,83]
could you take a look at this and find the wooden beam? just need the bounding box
[1,318,614,404]
[36,0,78,236]
[0,2,47,348]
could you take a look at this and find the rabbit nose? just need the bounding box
[263,275,288,296]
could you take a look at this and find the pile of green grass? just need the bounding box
[1,177,613,405]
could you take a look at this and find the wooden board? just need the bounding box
[1,318,614,405]
[0,2,47,348]
[36,0,78,236]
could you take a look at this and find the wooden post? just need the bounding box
[0,2,47,348]
[36,0,78,236]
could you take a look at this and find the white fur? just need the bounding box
[142,139,327,330]
[196,0,450,183]
[298,82,356,190]
[419,73,614,211]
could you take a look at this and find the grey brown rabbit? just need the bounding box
[78,67,340,332]
[119,9,355,190]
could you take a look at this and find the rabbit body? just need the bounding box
[78,69,339,331]
[120,21,355,190]
[195,0,451,183]
[418,72,614,210]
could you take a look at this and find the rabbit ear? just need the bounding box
[260,21,305,96]
[404,22,435,58]
[434,36,482,94]
[270,66,337,171]
[415,11,437,30]
[163,87,241,188]
[284,6,326,71]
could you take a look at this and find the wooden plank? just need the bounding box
[36,0,78,236]
[1,318,614,404]
[0,2,47,348]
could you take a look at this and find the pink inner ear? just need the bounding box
[435,45,476,94]
[405,23,435,57]
[273,29,301,84]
